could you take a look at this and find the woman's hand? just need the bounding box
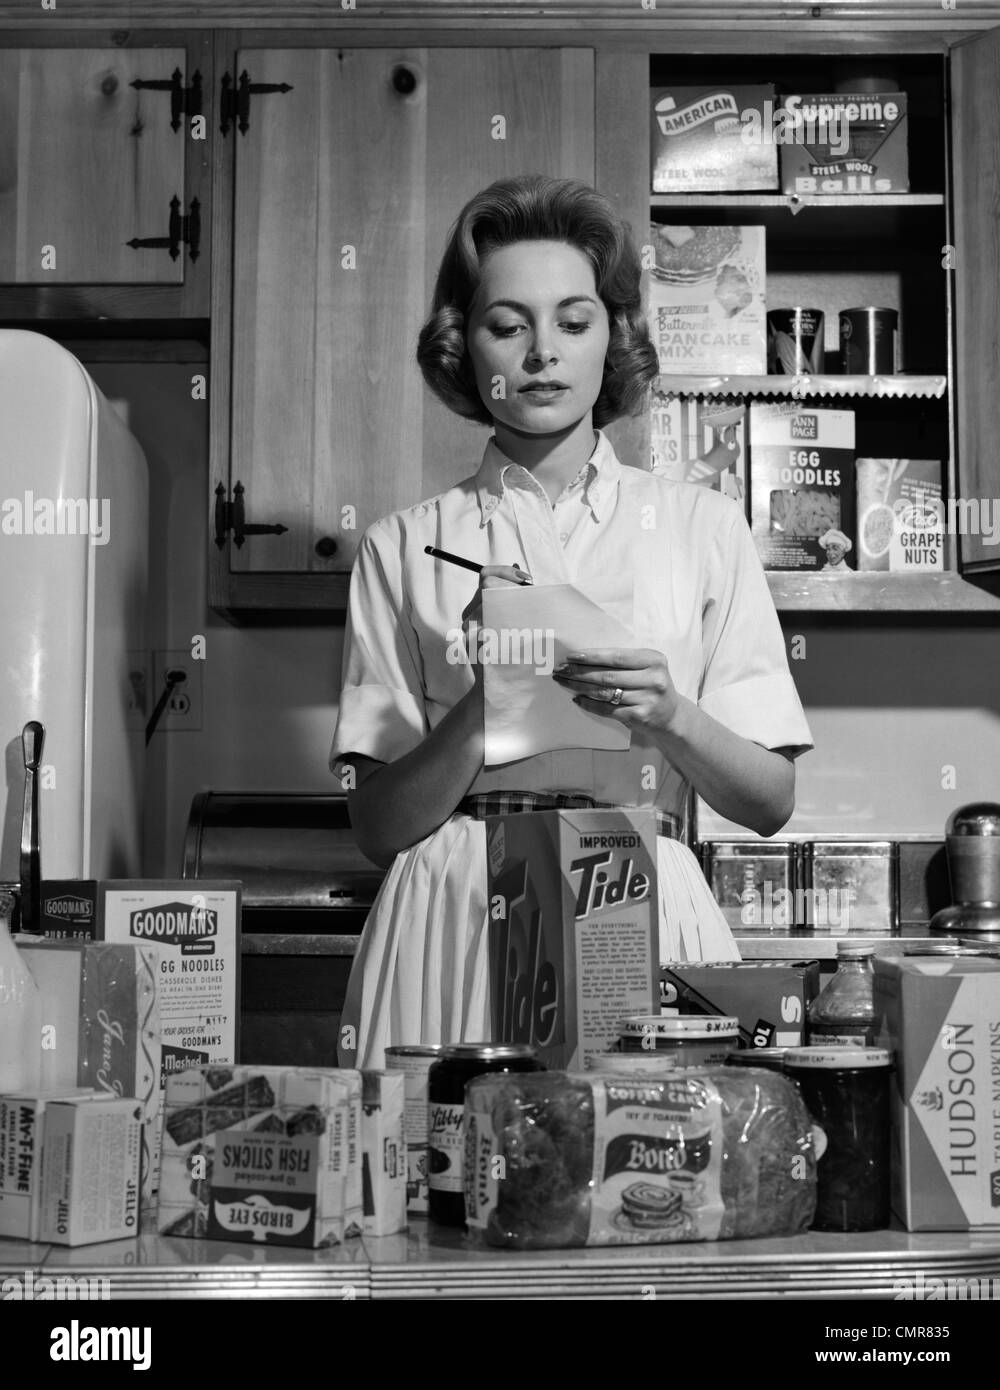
[461,564,532,690]
[552,647,682,737]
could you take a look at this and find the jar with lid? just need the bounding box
[807,944,877,1045]
[427,1043,543,1227]
[724,1048,788,1074]
[0,887,42,1092]
[618,1015,739,1065]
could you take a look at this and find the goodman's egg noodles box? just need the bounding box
[486,811,659,1071]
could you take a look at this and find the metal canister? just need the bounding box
[767,308,825,374]
[427,1043,542,1227]
[802,840,898,932]
[618,1014,739,1065]
[384,1044,443,1215]
[840,307,898,374]
[702,841,797,929]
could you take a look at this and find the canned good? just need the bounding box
[589,1051,681,1075]
[619,1015,739,1066]
[840,307,898,374]
[701,841,797,929]
[767,308,825,374]
[427,1043,542,1227]
[784,1047,892,1232]
[724,1048,788,1073]
[384,1044,443,1214]
[802,840,898,932]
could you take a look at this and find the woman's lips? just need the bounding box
[519,385,569,401]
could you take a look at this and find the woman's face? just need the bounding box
[466,239,611,435]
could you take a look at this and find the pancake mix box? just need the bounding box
[649,224,766,375]
[486,810,659,1071]
[874,955,1000,1230]
[750,402,856,570]
[779,92,909,195]
[651,85,778,191]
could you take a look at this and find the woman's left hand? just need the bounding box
[552,648,684,738]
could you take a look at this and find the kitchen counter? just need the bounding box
[5,1222,1000,1300]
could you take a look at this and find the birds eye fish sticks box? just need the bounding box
[486,810,659,1072]
[874,955,1000,1230]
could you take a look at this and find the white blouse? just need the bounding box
[331,428,813,819]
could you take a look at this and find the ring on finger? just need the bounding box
[608,687,625,707]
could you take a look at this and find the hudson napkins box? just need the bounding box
[779,92,909,195]
[855,458,944,572]
[749,402,856,570]
[39,1096,143,1245]
[156,1065,363,1247]
[649,223,766,375]
[0,1089,96,1241]
[486,810,659,1071]
[651,85,778,191]
[660,961,821,1049]
[650,392,747,512]
[874,954,1000,1230]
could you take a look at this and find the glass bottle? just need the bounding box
[0,887,42,1091]
[807,944,877,1046]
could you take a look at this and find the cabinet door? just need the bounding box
[0,49,188,285]
[227,46,593,576]
[952,27,1000,580]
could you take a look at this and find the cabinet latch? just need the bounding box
[214,482,289,550]
[220,70,294,137]
[130,68,204,132]
[126,195,201,262]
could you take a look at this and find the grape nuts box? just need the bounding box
[486,810,659,1071]
[874,954,1000,1230]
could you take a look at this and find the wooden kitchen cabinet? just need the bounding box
[0,33,212,318]
[210,42,594,609]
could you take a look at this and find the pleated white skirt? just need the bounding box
[337,813,741,1070]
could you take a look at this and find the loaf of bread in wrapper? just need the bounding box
[463,1068,817,1248]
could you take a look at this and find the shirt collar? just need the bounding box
[474,428,621,526]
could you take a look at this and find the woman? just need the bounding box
[332,174,813,1069]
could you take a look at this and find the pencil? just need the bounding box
[424,545,532,583]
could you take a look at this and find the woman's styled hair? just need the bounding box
[416,174,659,428]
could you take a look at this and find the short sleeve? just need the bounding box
[698,500,814,756]
[329,520,428,774]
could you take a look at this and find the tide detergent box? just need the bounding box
[486,810,659,1071]
[874,955,1000,1230]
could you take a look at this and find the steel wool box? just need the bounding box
[874,955,1000,1230]
[486,810,659,1072]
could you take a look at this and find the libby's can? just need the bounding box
[384,1044,443,1214]
[840,307,898,374]
[767,308,825,374]
[427,1043,542,1227]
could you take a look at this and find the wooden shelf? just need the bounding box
[654,374,947,400]
[651,193,945,209]
[769,570,1000,612]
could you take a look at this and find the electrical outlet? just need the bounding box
[125,650,151,733]
[152,650,203,732]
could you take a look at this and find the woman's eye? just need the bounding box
[491,324,523,337]
[562,322,590,334]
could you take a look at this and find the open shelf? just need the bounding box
[768,570,1000,613]
[655,374,947,400]
[651,193,944,209]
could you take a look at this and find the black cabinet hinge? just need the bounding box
[214,482,289,549]
[130,68,203,132]
[126,195,201,263]
[220,70,294,137]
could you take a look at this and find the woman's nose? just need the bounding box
[526,338,557,366]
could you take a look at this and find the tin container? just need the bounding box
[702,841,797,929]
[802,840,898,932]
[427,1043,542,1227]
[784,1047,892,1232]
[767,308,825,374]
[384,1044,443,1215]
[840,307,898,374]
[618,1014,739,1065]
[589,1052,681,1075]
[724,1048,788,1073]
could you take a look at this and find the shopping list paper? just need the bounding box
[481,575,635,764]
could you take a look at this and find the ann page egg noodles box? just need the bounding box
[486,810,659,1071]
[874,955,1000,1230]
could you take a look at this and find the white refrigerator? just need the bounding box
[0,329,148,883]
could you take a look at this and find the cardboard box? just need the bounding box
[39,1096,143,1245]
[650,393,748,512]
[651,85,778,192]
[749,402,856,570]
[660,961,821,1049]
[874,955,1000,1230]
[156,1065,363,1248]
[486,810,659,1071]
[16,939,161,1210]
[779,92,909,195]
[648,224,766,376]
[855,458,944,572]
[0,1089,96,1242]
[361,1070,407,1236]
[38,881,99,940]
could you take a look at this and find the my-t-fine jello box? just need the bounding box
[874,954,1000,1230]
[486,810,659,1071]
[779,92,909,195]
[39,1096,143,1245]
[660,961,821,1049]
[0,1089,96,1242]
[749,402,856,571]
[651,85,778,192]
